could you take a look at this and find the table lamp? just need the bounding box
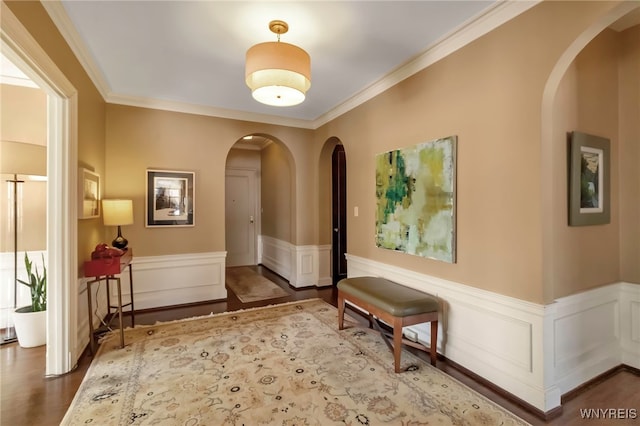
[102,199,133,250]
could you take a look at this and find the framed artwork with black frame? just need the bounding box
[568,131,610,226]
[79,168,100,219]
[146,169,195,227]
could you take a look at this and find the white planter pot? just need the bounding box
[13,307,46,348]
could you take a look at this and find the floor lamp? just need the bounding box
[2,174,23,344]
[1,141,46,345]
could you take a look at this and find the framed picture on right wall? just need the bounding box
[568,131,610,226]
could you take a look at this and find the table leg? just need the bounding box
[128,264,135,327]
[338,292,345,330]
[106,276,111,318]
[86,279,96,355]
[115,277,125,348]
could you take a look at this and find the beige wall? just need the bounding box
[226,147,261,170]
[0,84,46,146]
[0,84,48,252]
[549,29,623,299]
[0,85,47,177]
[261,142,292,242]
[314,0,631,304]
[9,0,638,304]
[105,104,314,256]
[6,0,107,267]
[618,25,640,282]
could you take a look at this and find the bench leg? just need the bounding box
[430,320,438,366]
[338,292,345,330]
[393,318,403,373]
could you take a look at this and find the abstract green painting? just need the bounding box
[375,136,456,263]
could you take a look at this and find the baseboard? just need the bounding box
[441,355,564,422]
[561,364,640,403]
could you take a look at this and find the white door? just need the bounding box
[225,169,257,266]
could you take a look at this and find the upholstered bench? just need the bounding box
[337,276,439,372]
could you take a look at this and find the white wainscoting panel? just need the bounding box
[260,236,332,288]
[129,252,227,310]
[620,282,640,369]
[290,245,331,288]
[75,276,108,354]
[552,285,621,394]
[317,245,332,286]
[260,236,292,281]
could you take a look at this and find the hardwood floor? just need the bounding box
[1,265,638,425]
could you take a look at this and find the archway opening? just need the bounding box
[540,3,640,303]
[224,134,295,281]
[318,137,346,284]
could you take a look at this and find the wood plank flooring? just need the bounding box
[1,265,638,425]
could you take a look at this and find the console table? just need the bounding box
[83,248,135,354]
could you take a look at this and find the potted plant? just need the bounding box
[13,252,47,348]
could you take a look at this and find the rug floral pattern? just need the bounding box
[62,299,529,425]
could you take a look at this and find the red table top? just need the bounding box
[83,249,132,278]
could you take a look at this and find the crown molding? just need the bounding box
[41,0,109,99]
[42,0,539,130]
[107,93,316,129]
[311,0,540,128]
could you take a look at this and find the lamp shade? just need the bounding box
[245,41,311,107]
[102,199,133,226]
[1,140,46,176]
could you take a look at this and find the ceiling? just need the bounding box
[44,0,519,128]
[4,2,638,129]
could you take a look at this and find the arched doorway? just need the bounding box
[540,2,640,303]
[332,144,347,284]
[224,134,295,274]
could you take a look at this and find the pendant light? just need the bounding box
[245,20,311,107]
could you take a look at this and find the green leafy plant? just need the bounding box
[16,252,47,312]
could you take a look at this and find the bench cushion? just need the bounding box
[337,277,438,317]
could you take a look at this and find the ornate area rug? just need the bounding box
[225,266,290,302]
[62,299,530,425]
